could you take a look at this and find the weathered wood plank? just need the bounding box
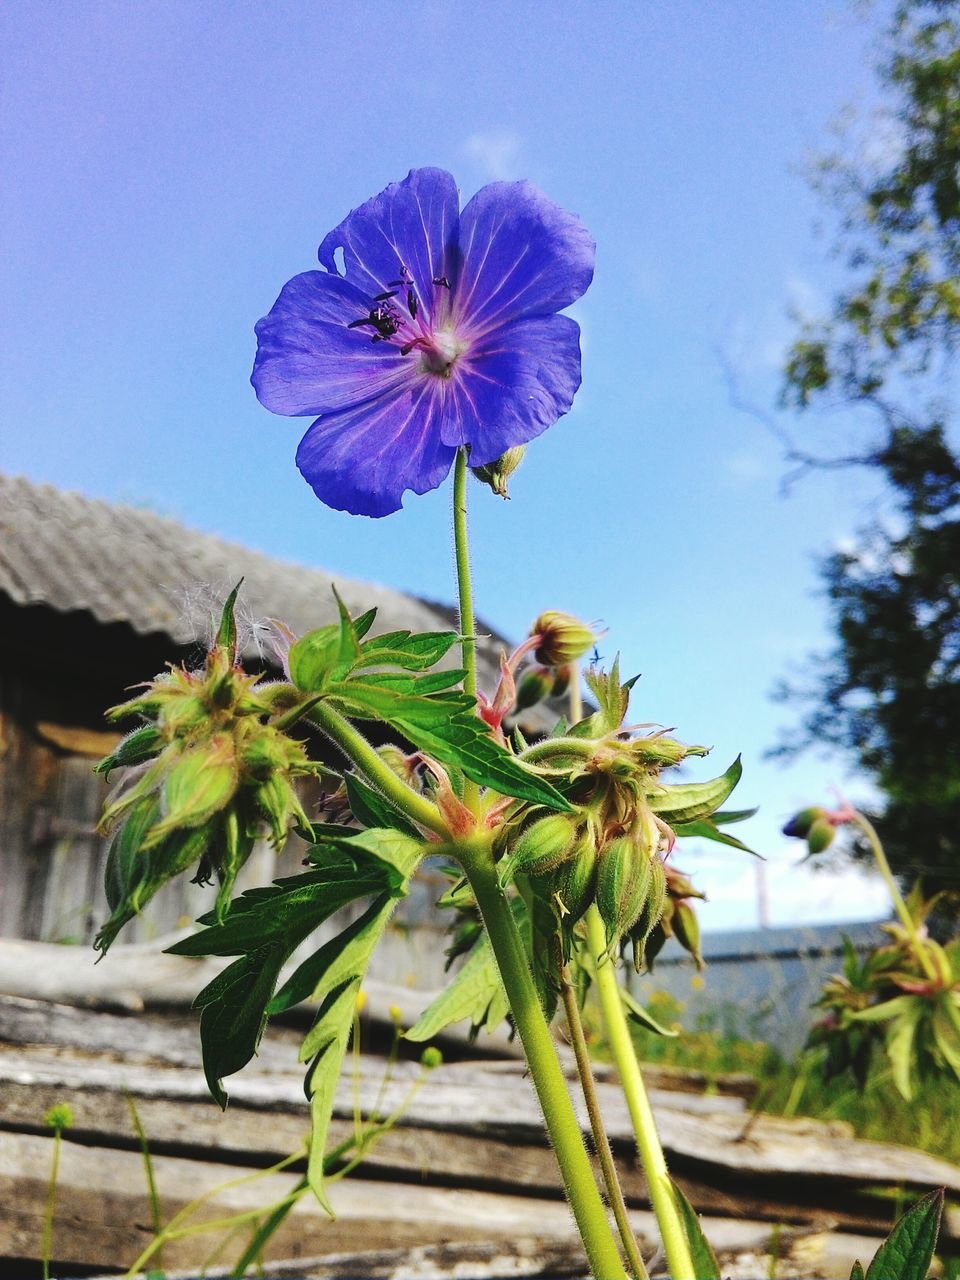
[0,1128,631,1271]
[0,991,751,1104]
[1,1040,957,1237]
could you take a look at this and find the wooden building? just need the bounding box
[0,472,531,963]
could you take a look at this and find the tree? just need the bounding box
[775,1,960,896]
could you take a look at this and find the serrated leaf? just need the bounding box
[849,1262,865,1280]
[165,829,421,1127]
[328,681,571,811]
[405,932,505,1042]
[343,773,421,838]
[864,1188,943,1280]
[296,880,413,1211]
[648,756,742,824]
[574,657,631,737]
[358,629,459,671]
[347,669,466,695]
[192,943,287,1108]
[620,985,679,1037]
[672,1178,721,1279]
[289,625,340,692]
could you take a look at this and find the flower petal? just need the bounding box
[252,271,414,416]
[295,380,456,517]
[454,181,595,334]
[439,314,583,462]
[318,168,460,321]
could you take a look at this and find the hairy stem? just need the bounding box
[852,810,938,984]
[309,700,447,836]
[585,905,695,1280]
[452,448,480,814]
[556,940,649,1279]
[461,848,628,1280]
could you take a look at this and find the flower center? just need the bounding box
[420,327,465,377]
[346,266,465,377]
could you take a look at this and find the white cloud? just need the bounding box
[461,130,524,181]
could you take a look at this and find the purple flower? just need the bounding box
[252,168,595,517]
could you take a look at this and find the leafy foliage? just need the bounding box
[856,1187,944,1280]
[776,1,960,900]
[806,890,960,1099]
[774,431,960,895]
[168,827,422,1208]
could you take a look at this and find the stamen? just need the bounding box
[433,276,450,288]
[373,290,397,302]
[408,290,418,318]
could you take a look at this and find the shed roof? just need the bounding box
[0,473,508,688]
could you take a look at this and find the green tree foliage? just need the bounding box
[777,1,960,896]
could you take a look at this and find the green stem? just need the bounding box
[462,849,627,1280]
[556,942,648,1279]
[41,1128,62,1280]
[586,905,695,1280]
[452,448,480,814]
[852,810,938,984]
[309,700,447,836]
[229,1177,307,1278]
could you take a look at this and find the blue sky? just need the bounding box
[1,0,900,929]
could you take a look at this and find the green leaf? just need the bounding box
[864,1188,943,1280]
[673,815,761,856]
[343,772,421,838]
[711,807,759,825]
[192,943,288,1108]
[620,985,679,1037]
[331,585,363,668]
[931,995,960,1082]
[347,669,466,695]
[289,625,340,692]
[296,883,414,1211]
[165,829,421,1126]
[885,999,923,1101]
[849,1262,866,1280]
[405,929,508,1042]
[216,579,243,660]
[671,1178,721,1279]
[574,657,632,736]
[166,865,385,958]
[648,756,742,824]
[329,681,571,811]
[357,629,459,671]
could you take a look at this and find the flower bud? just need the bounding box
[514,666,554,712]
[782,806,830,839]
[596,836,652,946]
[498,813,577,888]
[532,611,598,668]
[550,665,573,700]
[672,900,704,970]
[420,1046,444,1070]
[44,1103,73,1132]
[806,817,836,854]
[145,735,238,846]
[630,855,667,972]
[471,446,525,498]
[554,832,598,923]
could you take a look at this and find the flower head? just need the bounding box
[252,168,595,516]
